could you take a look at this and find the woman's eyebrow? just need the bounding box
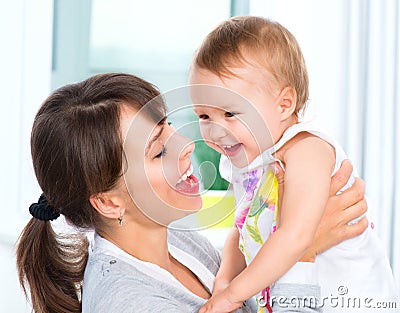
[145,125,165,156]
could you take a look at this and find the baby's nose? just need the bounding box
[209,122,228,141]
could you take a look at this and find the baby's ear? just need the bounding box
[278,87,297,121]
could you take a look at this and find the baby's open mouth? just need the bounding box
[221,143,242,156]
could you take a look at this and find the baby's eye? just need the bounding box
[154,146,167,159]
[198,114,209,120]
[225,111,237,118]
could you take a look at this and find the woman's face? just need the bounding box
[121,105,202,226]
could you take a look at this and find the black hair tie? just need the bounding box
[29,194,60,221]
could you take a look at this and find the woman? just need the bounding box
[16,73,368,313]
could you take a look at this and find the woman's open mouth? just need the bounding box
[175,164,200,195]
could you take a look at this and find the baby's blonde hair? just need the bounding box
[193,16,309,115]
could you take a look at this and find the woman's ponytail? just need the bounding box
[16,218,88,313]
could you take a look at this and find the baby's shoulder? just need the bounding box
[276,131,335,163]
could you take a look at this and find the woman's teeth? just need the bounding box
[175,164,199,194]
[178,164,193,183]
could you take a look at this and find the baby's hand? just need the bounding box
[198,290,242,313]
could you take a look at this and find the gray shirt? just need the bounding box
[82,230,321,312]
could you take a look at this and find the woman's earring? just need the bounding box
[118,212,124,226]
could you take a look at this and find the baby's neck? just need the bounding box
[274,114,299,145]
[239,115,299,166]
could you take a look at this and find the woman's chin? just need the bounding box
[164,195,203,226]
[172,194,203,215]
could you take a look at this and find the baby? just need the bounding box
[189,16,399,313]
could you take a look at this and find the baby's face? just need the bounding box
[189,66,283,168]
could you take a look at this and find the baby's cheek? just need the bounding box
[198,123,225,154]
[199,125,215,145]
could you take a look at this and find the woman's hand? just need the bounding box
[198,288,242,313]
[275,159,369,262]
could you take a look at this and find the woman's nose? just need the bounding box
[178,137,195,161]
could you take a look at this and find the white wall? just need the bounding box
[0,0,53,311]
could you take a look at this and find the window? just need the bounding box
[52,0,243,190]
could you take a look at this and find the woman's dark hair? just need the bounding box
[16,73,165,313]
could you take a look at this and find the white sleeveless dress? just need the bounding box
[220,121,399,313]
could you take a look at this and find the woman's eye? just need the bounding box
[154,146,167,159]
[198,114,209,120]
[225,111,237,118]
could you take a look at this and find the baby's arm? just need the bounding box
[228,134,335,299]
[200,134,335,312]
[213,227,246,295]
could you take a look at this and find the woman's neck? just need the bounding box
[99,222,171,268]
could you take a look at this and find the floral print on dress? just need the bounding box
[234,168,279,313]
[245,169,279,245]
[234,169,263,231]
[234,205,250,231]
[243,169,263,200]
